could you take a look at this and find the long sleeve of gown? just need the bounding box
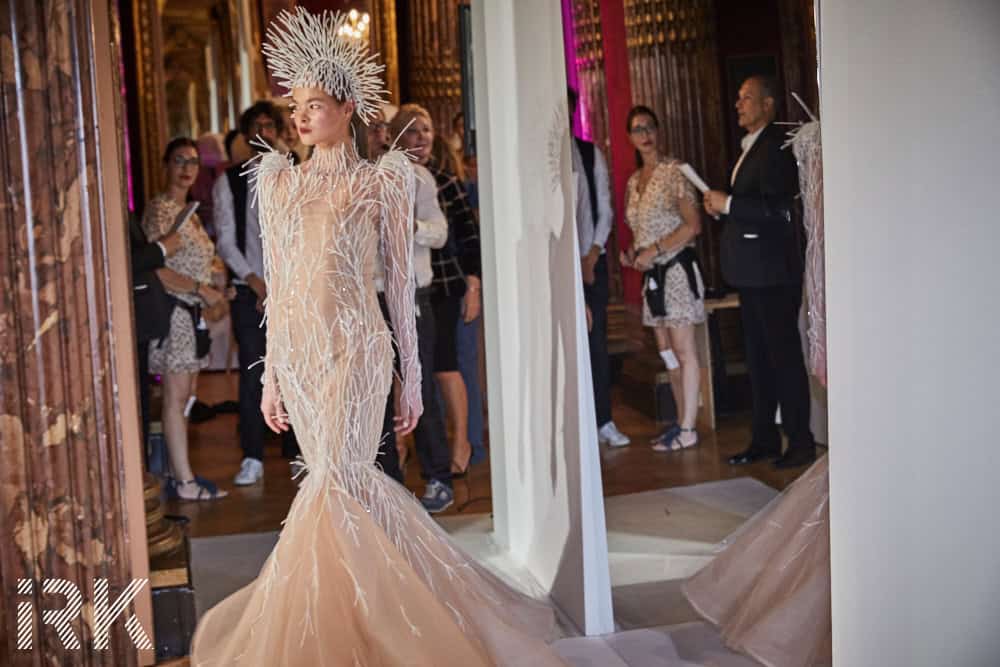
[248,148,295,400]
[378,151,423,419]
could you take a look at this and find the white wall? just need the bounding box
[822,2,1000,664]
[472,0,614,635]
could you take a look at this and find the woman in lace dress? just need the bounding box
[190,10,564,665]
[142,137,228,501]
[620,105,706,452]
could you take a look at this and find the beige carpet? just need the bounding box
[189,477,777,666]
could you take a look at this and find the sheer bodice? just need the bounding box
[190,143,564,666]
[254,144,421,480]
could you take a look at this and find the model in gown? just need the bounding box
[190,9,564,666]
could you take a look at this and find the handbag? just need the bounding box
[133,271,172,343]
[170,298,212,359]
[643,263,670,318]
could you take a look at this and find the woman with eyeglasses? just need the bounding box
[620,105,706,453]
[142,137,228,500]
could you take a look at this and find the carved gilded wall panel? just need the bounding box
[370,0,400,103]
[571,0,611,149]
[401,0,465,130]
[130,0,170,198]
[624,0,725,286]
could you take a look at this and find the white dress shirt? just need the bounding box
[213,173,264,282]
[724,125,766,215]
[571,139,614,256]
[374,163,447,292]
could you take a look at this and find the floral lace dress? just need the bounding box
[625,158,706,328]
[141,194,214,373]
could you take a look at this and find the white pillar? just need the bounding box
[471,0,614,635]
[821,2,1000,664]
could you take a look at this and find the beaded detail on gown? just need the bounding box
[190,144,564,666]
[683,455,832,667]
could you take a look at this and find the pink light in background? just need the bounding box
[119,56,135,212]
[561,0,592,141]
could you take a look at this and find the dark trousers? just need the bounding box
[738,284,815,455]
[231,285,298,460]
[583,254,612,427]
[378,292,452,487]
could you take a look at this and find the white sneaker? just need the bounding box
[233,457,263,485]
[598,422,631,447]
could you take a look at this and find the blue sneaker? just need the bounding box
[420,480,454,514]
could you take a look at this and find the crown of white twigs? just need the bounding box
[263,8,387,125]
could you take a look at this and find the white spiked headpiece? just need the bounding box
[263,9,386,125]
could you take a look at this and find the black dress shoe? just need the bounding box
[773,447,816,469]
[727,447,778,466]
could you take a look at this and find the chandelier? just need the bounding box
[337,8,371,43]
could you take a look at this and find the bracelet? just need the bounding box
[654,241,662,254]
[191,281,202,297]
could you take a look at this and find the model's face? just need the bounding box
[398,114,434,164]
[735,79,772,132]
[367,111,390,158]
[165,145,199,190]
[290,87,354,148]
[627,113,658,154]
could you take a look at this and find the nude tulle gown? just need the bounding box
[683,455,832,667]
[190,144,565,666]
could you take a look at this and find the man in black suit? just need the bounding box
[704,75,816,469]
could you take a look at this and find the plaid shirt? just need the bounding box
[424,158,481,297]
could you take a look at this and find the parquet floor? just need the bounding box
[164,365,811,538]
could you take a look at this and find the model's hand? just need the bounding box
[262,383,289,433]
[586,305,593,332]
[394,389,423,436]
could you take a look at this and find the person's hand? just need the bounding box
[246,273,267,301]
[197,284,224,307]
[394,386,423,436]
[581,246,600,285]
[159,232,182,256]
[463,276,482,323]
[586,305,593,332]
[634,246,658,272]
[261,382,289,433]
[619,246,635,269]
[703,190,728,217]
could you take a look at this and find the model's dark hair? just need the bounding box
[625,105,658,168]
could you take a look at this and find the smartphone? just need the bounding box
[165,201,199,237]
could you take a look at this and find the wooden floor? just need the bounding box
[164,365,812,538]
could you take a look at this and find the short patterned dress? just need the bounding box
[141,194,215,373]
[625,158,706,328]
